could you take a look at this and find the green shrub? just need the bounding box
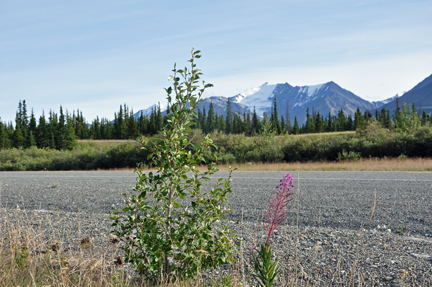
[337,150,361,162]
[110,50,238,283]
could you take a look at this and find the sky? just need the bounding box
[1,0,432,123]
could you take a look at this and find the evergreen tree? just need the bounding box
[292,116,300,134]
[56,106,67,149]
[206,102,215,134]
[285,100,291,134]
[385,110,392,129]
[314,111,325,133]
[114,105,127,139]
[0,121,10,149]
[28,130,37,147]
[354,108,364,130]
[337,109,346,131]
[91,116,102,139]
[270,97,281,134]
[305,107,315,133]
[225,98,232,134]
[201,106,207,133]
[245,112,251,135]
[36,112,49,148]
[252,107,261,135]
[156,103,163,133]
[64,117,77,150]
[346,114,354,130]
[13,114,25,148]
[28,109,37,147]
[148,108,157,135]
[127,110,139,138]
[327,112,333,132]
[422,111,427,126]
[280,115,286,134]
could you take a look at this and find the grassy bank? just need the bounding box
[1,124,432,171]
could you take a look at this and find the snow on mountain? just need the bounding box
[371,93,404,109]
[133,75,432,124]
[230,82,277,116]
[229,81,375,123]
[293,83,325,107]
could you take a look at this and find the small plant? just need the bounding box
[111,49,238,284]
[397,153,407,160]
[395,229,404,235]
[337,149,361,162]
[251,173,294,287]
[51,184,58,188]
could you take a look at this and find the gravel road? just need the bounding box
[1,171,431,235]
[1,170,431,285]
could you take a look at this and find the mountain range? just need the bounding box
[379,74,432,115]
[134,73,432,124]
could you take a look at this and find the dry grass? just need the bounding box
[210,157,432,172]
[98,157,432,173]
[285,130,356,138]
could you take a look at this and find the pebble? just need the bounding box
[2,208,431,286]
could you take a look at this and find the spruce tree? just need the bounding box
[28,131,37,147]
[0,121,11,149]
[64,118,77,150]
[280,115,286,134]
[13,115,25,148]
[156,103,163,133]
[225,98,232,134]
[270,97,281,134]
[206,102,215,134]
[305,107,315,133]
[28,109,37,147]
[354,108,364,130]
[292,116,300,134]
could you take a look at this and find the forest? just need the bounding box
[1,98,432,151]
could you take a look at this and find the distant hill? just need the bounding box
[379,74,432,114]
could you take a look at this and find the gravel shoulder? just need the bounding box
[1,171,431,285]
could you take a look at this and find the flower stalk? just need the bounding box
[251,173,294,287]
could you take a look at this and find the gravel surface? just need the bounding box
[1,171,431,286]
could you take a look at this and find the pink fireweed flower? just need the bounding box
[263,173,294,246]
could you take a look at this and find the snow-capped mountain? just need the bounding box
[226,81,376,124]
[372,94,400,109]
[132,74,432,124]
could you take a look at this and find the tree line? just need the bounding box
[1,99,432,151]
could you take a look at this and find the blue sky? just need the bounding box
[1,0,431,123]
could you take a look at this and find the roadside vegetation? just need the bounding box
[1,122,431,171]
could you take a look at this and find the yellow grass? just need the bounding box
[98,157,432,173]
[286,130,356,138]
[213,157,432,172]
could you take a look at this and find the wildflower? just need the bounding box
[263,173,294,246]
[251,173,294,287]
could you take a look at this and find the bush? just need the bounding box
[337,150,361,162]
[110,50,238,283]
